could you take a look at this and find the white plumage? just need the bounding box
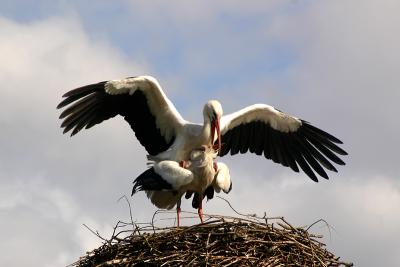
[220,104,301,134]
[212,162,231,193]
[152,161,194,190]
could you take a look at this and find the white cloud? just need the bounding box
[199,173,400,267]
[0,16,147,266]
[0,174,115,267]
[274,0,400,178]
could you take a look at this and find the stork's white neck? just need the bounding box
[200,116,212,145]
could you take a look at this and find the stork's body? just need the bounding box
[132,146,231,225]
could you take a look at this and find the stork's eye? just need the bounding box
[211,111,217,120]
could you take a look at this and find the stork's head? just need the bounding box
[203,100,223,153]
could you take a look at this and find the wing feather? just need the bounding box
[57,82,105,109]
[58,76,185,155]
[218,104,347,181]
[281,135,299,172]
[293,135,328,179]
[274,133,289,167]
[229,127,241,155]
[239,124,249,154]
[301,123,348,155]
[263,126,272,160]
[253,122,265,155]
[248,122,256,153]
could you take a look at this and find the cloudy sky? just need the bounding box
[1,0,399,266]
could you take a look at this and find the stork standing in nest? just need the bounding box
[132,146,231,226]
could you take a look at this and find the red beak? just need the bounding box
[211,118,221,154]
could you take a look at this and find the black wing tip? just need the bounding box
[56,102,64,109]
[60,125,79,136]
[301,120,345,144]
[227,181,233,193]
[131,182,140,196]
[334,158,346,166]
[334,146,348,156]
[335,139,344,145]
[62,127,69,134]
[330,166,338,173]
[63,81,107,96]
[58,81,108,109]
[71,128,80,136]
[62,91,71,98]
[321,172,329,180]
[308,173,319,182]
[57,98,73,109]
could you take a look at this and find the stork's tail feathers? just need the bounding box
[191,186,215,209]
[131,168,173,196]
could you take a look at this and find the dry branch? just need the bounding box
[70,211,353,267]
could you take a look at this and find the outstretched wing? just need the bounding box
[217,104,347,182]
[57,76,186,155]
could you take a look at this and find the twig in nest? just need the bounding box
[216,196,257,218]
[117,195,135,231]
[306,218,336,242]
[72,212,353,267]
[82,224,108,244]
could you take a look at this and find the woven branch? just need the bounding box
[70,211,353,267]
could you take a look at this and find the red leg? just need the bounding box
[177,207,181,227]
[197,193,204,224]
[177,199,181,227]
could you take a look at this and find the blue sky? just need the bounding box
[1,1,399,266]
[0,0,298,98]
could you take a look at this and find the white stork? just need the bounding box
[57,75,347,183]
[132,146,231,226]
[57,76,347,181]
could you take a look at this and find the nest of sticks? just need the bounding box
[70,204,353,267]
